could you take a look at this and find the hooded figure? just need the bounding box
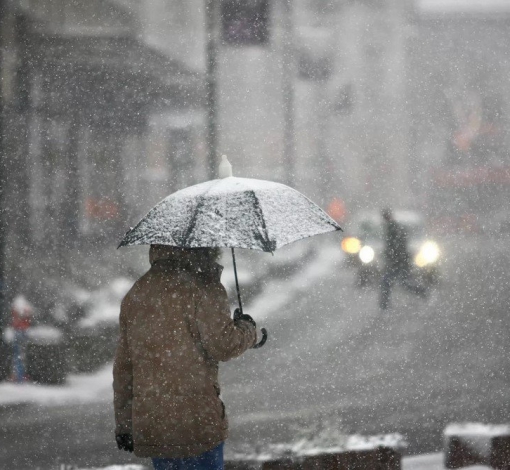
[113,245,257,467]
[379,209,427,310]
[381,208,411,274]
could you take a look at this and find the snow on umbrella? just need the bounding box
[118,177,341,252]
[118,156,342,347]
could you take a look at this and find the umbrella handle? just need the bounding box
[231,248,267,349]
[252,328,268,349]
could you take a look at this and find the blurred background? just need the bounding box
[0,0,509,468]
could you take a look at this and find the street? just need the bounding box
[1,235,509,469]
[222,235,510,455]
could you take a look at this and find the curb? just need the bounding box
[225,446,402,470]
[263,446,402,470]
[444,423,510,469]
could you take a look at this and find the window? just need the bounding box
[221,0,270,45]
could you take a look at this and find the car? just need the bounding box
[341,210,441,287]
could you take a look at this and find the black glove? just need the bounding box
[116,434,134,452]
[233,308,256,328]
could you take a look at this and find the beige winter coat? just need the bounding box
[113,246,257,458]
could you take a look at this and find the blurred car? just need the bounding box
[341,210,441,287]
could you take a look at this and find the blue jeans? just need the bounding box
[152,442,224,470]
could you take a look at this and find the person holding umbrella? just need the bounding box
[115,156,341,469]
[113,244,260,469]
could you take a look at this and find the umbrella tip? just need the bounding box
[218,155,233,178]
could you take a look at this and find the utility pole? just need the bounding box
[207,0,293,184]
[282,0,296,187]
[0,0,7,380]
[205,0,219,180]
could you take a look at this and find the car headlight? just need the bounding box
[414,241,440,267]
[359,245,375,264]
[341,237,361,254]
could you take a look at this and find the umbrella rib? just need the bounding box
[180,180,219,246]
[180,197,206,246]
[247,190,275,252]
[117,206,160,248]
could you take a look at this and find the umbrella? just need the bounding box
[119,157,342,346]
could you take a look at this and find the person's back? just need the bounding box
[113,245,257,462]
[382,211,410,274]
[380,209,427,310]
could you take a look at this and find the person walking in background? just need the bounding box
[113,245,260,470]
[379,208,427,310]
[10,295,33,382]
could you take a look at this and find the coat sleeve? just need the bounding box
[195,281,257,362]
[113,300,133,435]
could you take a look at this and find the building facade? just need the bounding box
[1,0,204,312]
[409,0,510,232]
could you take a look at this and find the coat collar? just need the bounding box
[149,245,223,281]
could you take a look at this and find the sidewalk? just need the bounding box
[63,453,491,469]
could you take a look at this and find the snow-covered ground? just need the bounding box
[72,466,146,470]
[1,363,491,468]
[0,238,495,469]
[0,363,113,407]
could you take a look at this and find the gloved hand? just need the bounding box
[233,308,256,328]
[116,434,134,452]
[233,308,267,348]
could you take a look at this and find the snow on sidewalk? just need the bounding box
[0,363,113,407]
[70,453,491,469]
[75,466,146,470]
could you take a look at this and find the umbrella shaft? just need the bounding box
[231,248,243,315]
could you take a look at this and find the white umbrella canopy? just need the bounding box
[118,176,341,251]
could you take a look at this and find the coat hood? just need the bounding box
[149,245,223,280]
